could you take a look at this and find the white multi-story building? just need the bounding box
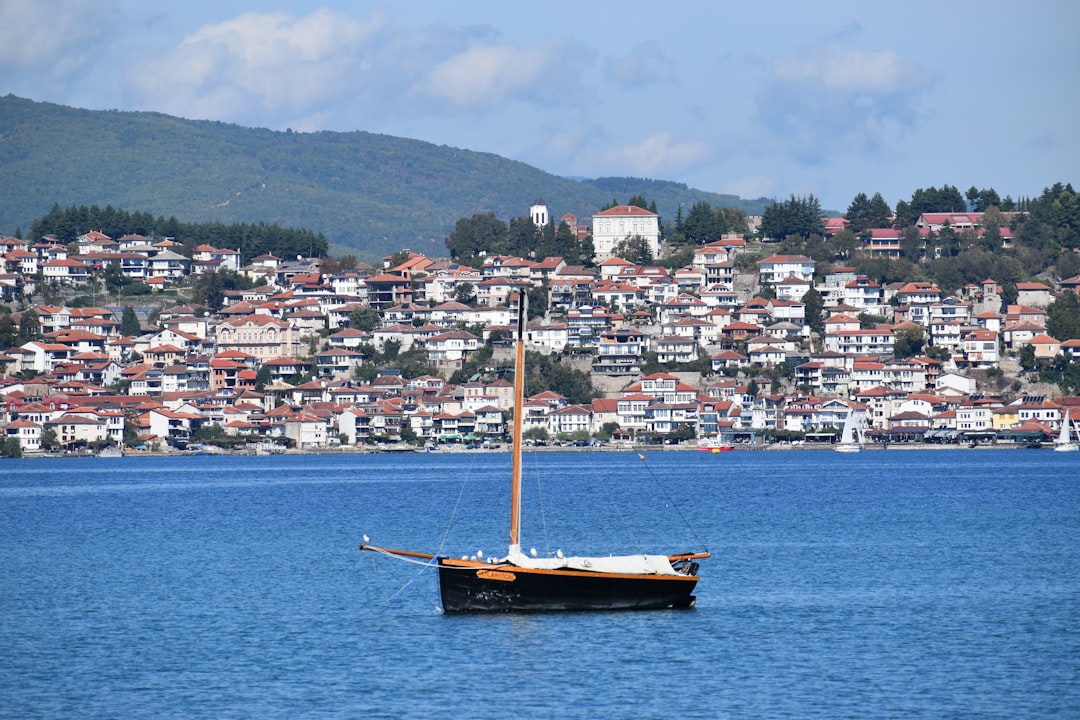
[824,327,895,356]
[591,205,661,261]
[956,402,995,432]
[422,330,481,370]
[526,323,569,352]
[758,254,816,286]
[842,275,883,310]
[816,266,858,308]
[593,328,648,375]
[959,328,1000,368]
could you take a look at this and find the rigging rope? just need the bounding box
[373,554,437,615]
[372,450,481,612]
[436,448,481,557]
[584,445,641,551]
[527,447,552,554]
[634,451,709,552]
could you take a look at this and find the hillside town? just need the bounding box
[2,200,1080,457]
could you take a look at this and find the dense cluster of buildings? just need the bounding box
[2,204,1080,453]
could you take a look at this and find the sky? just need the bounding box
[2,1,1078,213]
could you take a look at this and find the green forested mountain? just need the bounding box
[0,95,767,261]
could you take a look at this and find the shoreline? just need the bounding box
[10,440,1048,459]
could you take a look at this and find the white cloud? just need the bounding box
[421,39,575,108]
[605,41,674,88]
[757,45,934,165]
[125,9,588,134]
[722,174,776,201]
[0,0,105,91]
[130,9,385,120]
[543,123,597,163]
[599,132,711,178]
[772,48,925,94]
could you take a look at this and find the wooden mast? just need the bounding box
[509,292,527,550]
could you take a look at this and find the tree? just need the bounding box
[454,282,476,305]
[657,245,694,271]
[893,199,917,229]
[845,193,874,234]
[1057,251,1080,282]
[191,269,251,311]
[31,203,327,258]
[556,429,592,445]
[1,437,22,458]
[1047,291,1080,341]
[914,185,967,213]
[348,305,381,332]
[760,195,825,241]
[40,428,59,452]
[934,223,960,258]
[192,423,227,442]
[120,305,141,336]
[524,351,595,405]
[444,212,508,265]
[525,282,549,322]
[17,309,40,344]
[552,221,579,260]
[0,313,16,348]
[385,250,411,269]
[254,364,273,391]
[613,235,653,264]
[102,262,129,295]
[893,325,926,359]
[965,186,1001,212]
[594,422,619,442]
[448,345,494,385]
[801,287,824,334]
[506,216,537,257]
[680,200,723,243]
[828,229,860,263]
[523,426,550,442]
[668,423,696,442]
[897,226,923,262]
[867,193,893,228]
[123,412,140,447]
[1019,343,1037,371]
[382,339,401,360]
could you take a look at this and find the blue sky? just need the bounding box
[2,1,1077,213]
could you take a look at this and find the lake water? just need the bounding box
[1,449,1077,719]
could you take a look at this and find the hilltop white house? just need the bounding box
[591,205,661,261]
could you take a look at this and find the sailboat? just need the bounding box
[834,408,862,453]
[361,295,708,612]
[1053,409,1078,452]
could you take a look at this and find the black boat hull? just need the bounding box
[438,559,698,613]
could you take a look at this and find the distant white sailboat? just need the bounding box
[834,409,862,453]
[1053,409,1078,452]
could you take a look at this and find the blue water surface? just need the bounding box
[1,449,1077,719]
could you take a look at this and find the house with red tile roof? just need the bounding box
[216,314,298,360]
[957,328,999,368]
[1027,333,1061,360]
[1015,282,1053,308]
[758,254,816,285]
[591,205,661,261]
[4,418,41,451]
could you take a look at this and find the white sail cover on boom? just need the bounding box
[504,546,678,575]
